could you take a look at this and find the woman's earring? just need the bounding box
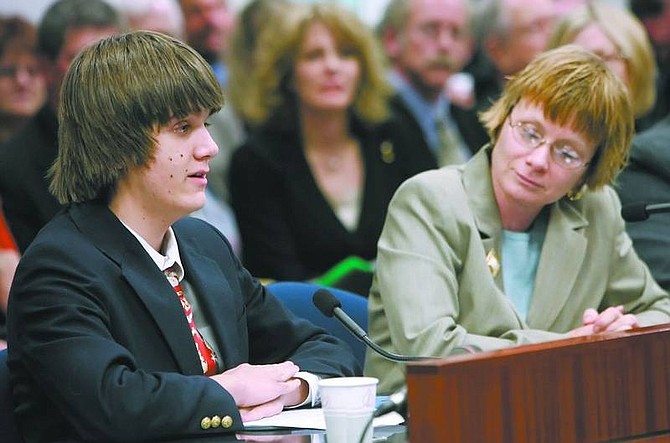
[567,185,586,201]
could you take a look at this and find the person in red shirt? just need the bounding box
[0,206,19,349]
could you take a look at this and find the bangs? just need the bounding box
[480,45,633,189]
[318,11,363,57]
[509,50,626,147]
[85,31,224,130]
[123,39,224,125]
[53,31,226,204]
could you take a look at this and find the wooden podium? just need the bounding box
[406,324,670,442]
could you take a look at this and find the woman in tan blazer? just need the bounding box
[366,46,670,394]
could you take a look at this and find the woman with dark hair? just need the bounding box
[0,15,46,143]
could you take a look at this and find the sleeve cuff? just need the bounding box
[287,371,321,408]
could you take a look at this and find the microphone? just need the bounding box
[312,289,434,362]
[312,289,480,420]
[622,202,670,222]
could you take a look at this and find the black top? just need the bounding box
[0,104,62,252]
[229,111,435,286]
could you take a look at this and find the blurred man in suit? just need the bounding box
[178,0,235,87]
[459,0,556,156]
[377,0,478,166]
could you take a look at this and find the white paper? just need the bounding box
[244,408,404,430]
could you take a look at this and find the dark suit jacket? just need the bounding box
[389,94,489,160]
[0,105,62,253]
[229,113,435,287]
[7,201,358,443]
[616,114,670,291]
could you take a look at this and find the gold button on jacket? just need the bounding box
[200,417,212,430]
[211,415,221,428]
[221,415,233,429]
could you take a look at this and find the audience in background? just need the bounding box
[377,0,477,165]
[106,0,184,35]
[0,16,46,144]
[7,30,358,442]
[547,1,657,125]
[177,0,244,211]
[552,0,590,17]
[0,16,45,343]
[230,3,433,295]
[205,0,287,204]
[178,0,234,87]
[0,0,122,253]
[617,1,670,293]
[0,208,19,349]
[109,0,184,37]
[631,0,670,129]
[366,46,670,394]
[479,0,555,80]
[617,112,670,290]
[461,0,556,154]
[226,0,288,126]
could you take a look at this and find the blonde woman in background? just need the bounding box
[229,3,434,294]
[547,1,657,124]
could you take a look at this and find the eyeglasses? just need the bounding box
[413,22,471,42]
[507,117,590,170]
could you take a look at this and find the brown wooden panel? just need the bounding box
[406,324,670,443]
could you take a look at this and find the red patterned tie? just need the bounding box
[166,269,218,376]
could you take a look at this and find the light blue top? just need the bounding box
[501,211,549,320]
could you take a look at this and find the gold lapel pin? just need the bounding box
[486,249,500,278]
[380,141,395,164]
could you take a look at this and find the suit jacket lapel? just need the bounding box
[121,266,204,374]
[527,200,588,329]
[464,148,505,291]
[177,236,242,369]
[69,202,205,375]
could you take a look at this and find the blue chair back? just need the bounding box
[0,348,22,443]
[267,282,368,374]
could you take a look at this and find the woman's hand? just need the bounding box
[568,305,639,337]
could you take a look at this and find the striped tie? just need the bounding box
[165,269,218,376]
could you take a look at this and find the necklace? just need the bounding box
[306,150,345,173]
[306,139,358,173]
